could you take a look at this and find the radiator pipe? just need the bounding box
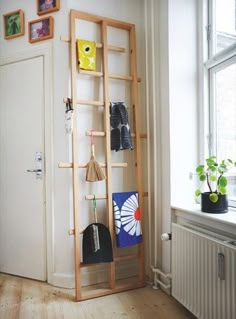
[151,265,172,291]
[151,233,172,291]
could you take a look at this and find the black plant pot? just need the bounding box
[201,192,228,214]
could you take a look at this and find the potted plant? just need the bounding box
[195,156,236,213]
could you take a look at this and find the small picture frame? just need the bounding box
[37,0,60,16]
[28,16,54,43]
[3,9,25,40]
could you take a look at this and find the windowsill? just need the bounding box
[171,203,236,237]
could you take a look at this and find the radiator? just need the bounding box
[172,223,236,319]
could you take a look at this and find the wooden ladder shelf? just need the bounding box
[60,10,145,301]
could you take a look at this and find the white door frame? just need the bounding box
[0,43,54,283]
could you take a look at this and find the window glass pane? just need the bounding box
[215,62,236,158]
[215,0,236,53]
[214,62,236,201]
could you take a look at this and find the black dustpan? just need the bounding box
[82,223,113,264]
[82,196,113,264]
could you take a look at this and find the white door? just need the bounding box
[0,56,46,281]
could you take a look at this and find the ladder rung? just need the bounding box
[80,263,98,268]
[77,99,105,106]
[68,229,75,235]
[110,74,141,82]
[85,194,107,200]
[58,162,128,168]
[109,74,141,82]
[68,229,85,235]
[79,70,141,82]
[114,254,138,262]
[79,70,103,77]
[109,73,132,81]
[85,192,148,200]
[86,131,105,137]
[60,36,125,52]
[85,131,147,139]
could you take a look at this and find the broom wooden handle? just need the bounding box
[93,195,98,223]
[91,143,95,157]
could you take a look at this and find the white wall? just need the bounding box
[0,0,147,288]
[169,0,198,208]
[144,0,199,276]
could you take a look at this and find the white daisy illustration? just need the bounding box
[121,194,142,236]
[113,200,121,234]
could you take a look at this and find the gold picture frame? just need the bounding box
[37,0,60,16]
[3,9,25,40]
[28,16,54,43]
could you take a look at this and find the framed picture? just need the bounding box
[37,0,60,15]
[28,16,54,43]
[3,9,24,40]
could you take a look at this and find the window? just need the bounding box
[206,0,236,205]
[208,0,236,56]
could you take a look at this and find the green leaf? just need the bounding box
[227,159,233,164]
[219,176,227,187]
[209,193,218,203]
[199,174,206,181]
[209,165,216,172]
[196,165,204,173]
[195,189,201,197]
[206,158,215,167]
[210,175,217,182]
[218,186,227,195]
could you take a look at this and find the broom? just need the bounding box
[86,130,106,182]
[91,195,100,252]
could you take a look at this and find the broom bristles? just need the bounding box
[86,156,106,182]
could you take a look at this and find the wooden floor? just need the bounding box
[0,273,196,319]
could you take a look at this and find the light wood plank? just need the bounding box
[60,36,125,52]
[85,131,147,138]
[85,192,148,200]
[0,274,196,319]
[101,20,115,290]
[71,9,133,30]
[79,70,103,77]
[58,162,128,168]
[70,9,82,302]
[85,194,107,200]
[129,24,145,285]
[77,99,105,106]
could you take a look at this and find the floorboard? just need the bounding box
[0,273,196,319]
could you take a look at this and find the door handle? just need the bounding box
[27,151,42,179]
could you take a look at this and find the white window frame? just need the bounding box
[201,0,236,206]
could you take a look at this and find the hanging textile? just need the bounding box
[110,102,133,152]
[112,191,142,248]
[77,39,96,71]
